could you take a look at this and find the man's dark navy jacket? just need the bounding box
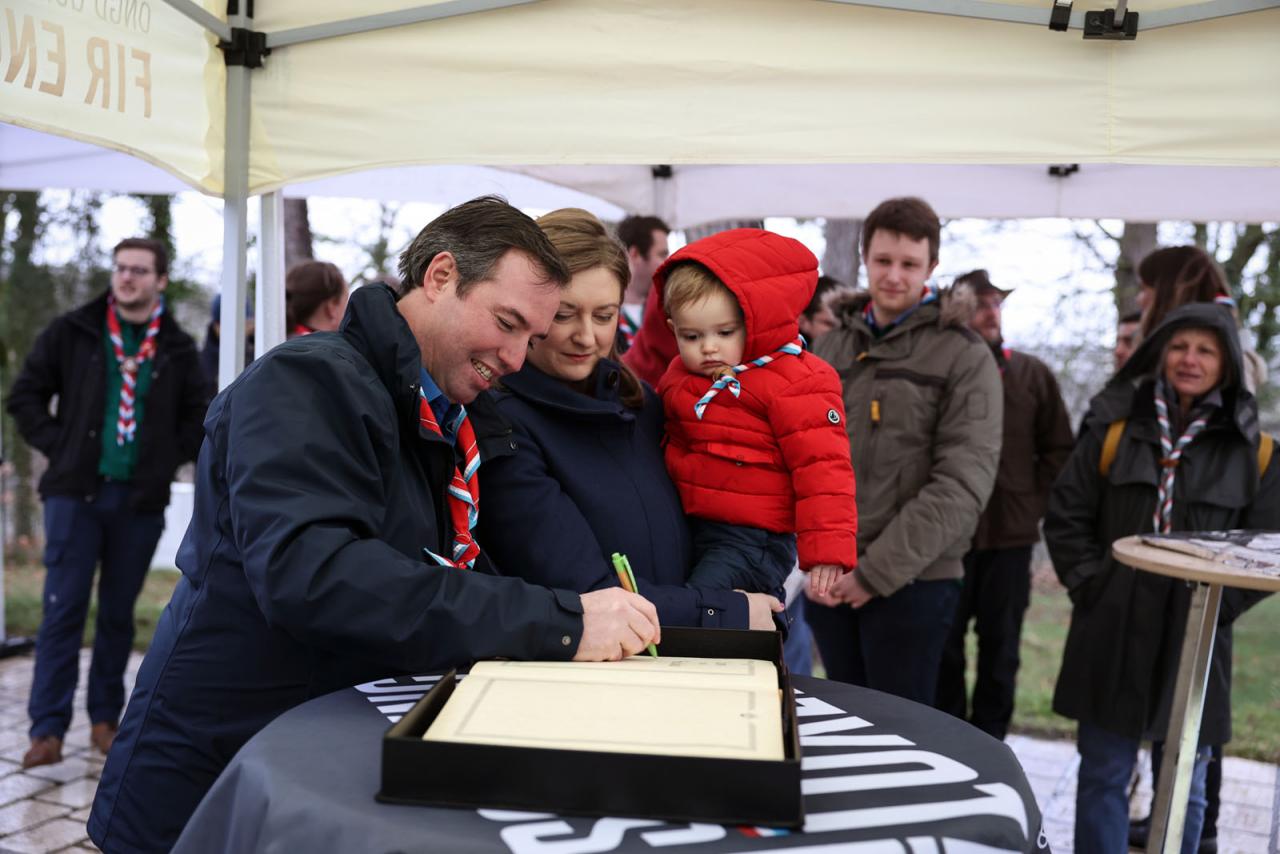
[88,284,585,853]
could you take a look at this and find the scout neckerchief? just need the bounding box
[863,285,937,338]
[618,305,642,352]
[106,296,163,446]
[1151,377,1212,534]
[693,335,805,420]
[989,341,1013,376]
[291,323,314,337]
[417,390,482,569]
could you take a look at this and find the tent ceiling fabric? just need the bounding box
[3,0,1279,223]
[247,0,1280,196]
[7,124,1280,225]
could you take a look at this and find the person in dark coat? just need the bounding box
[1044,302,1278,854]
[936,269,1074,740]
[87,198,661,854]
[198,293,254,389]
[479,208,783,630]
[7,238,210,769]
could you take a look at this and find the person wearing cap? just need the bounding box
[7,238,211,769]
[934,269,1073,740]
[199,292,255,387]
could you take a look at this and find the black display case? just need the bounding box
[377,627,803,828]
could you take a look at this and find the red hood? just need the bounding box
[654,229,816,359]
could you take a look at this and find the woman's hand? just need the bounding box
[736,591,785,630]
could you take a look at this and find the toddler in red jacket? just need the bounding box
[657,229,858,600]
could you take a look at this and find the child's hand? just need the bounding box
[807,564,843,598]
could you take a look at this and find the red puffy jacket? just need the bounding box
[657,229,858,571]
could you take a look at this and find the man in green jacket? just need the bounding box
[806,197,1002,705]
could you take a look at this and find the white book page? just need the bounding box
[423,657,784,761]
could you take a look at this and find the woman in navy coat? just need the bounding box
[478,209,781,630]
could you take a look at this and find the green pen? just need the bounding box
[611,552,659,658]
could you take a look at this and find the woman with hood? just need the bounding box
[477,209,782,631]
[1045,302,1278,854]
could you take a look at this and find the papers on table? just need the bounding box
[1141,530,1280,575]
[422,656,783,761]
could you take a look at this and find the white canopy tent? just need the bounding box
[3,0,1279,390]
[8,125,1280,226]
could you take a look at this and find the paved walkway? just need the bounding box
[0,650,1275,852]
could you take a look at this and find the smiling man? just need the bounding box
[89,197,661,853]
[805,197,1003,706]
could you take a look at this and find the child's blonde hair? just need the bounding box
[663,262,742,320]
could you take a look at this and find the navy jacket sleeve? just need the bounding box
[216,348,585,672]
[479,416,750,629]
[7,319,65,456]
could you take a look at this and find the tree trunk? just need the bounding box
[283,198,314,270]
[1114,222,1157,315]
[821,219,862,287]
[139,194,176,260]
[4,192,48,545]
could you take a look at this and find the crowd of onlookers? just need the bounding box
[6,194,1270,853]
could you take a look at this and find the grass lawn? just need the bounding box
[5,558,1280,761]
[1011,565,1280,763]
[3,561,180,651]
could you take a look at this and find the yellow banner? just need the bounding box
[0,0,224,192]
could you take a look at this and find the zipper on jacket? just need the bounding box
[870,399,881,428]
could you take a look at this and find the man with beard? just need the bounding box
[935,269,1073,740]
[8,238,210,769]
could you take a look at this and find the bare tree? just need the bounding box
[821,218,862,286]
[1113,221,1157,314]
[283,198,314,269]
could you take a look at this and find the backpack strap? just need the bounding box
[1099,418,1126,478]
[1099,420,1272,479]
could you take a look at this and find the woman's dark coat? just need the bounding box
[478,361,751,628]
[1045,303,1277,744]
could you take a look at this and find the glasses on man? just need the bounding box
[114,264,155,277]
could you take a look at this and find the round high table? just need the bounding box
[174,673,1049,853]
[1112,534,1280,854]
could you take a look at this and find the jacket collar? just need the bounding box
[340,283,426,432]
[68,289,190,350]
[499,360,636,422]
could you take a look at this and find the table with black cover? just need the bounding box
[175,673,1050,853]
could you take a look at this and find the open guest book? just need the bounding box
[378,627,802,826]
[1141,530,1280,575]
[422,656,784,761]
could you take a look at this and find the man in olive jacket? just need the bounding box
[936,269,1074,740]
[88,198,660,854]
[806,197,1002,705]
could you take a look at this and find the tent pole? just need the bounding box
[257,192,286,356]
[217,6,252,392]
[265,0,538,49]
